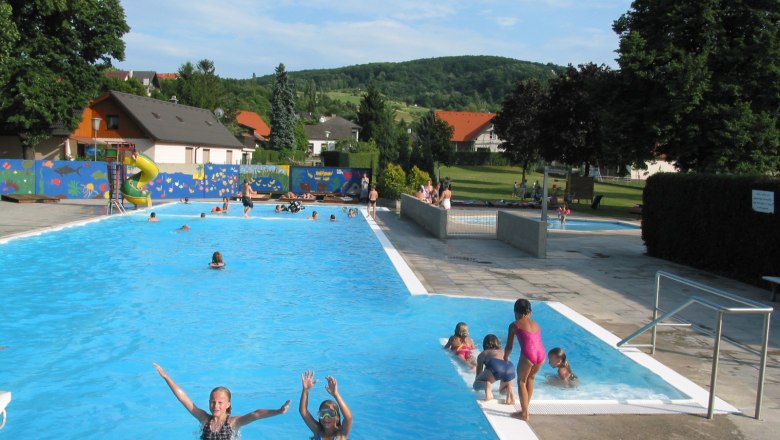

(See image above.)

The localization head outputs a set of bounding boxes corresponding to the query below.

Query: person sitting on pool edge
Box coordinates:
[444,322,476,369]
[299,371,352,440]
[473,334,516,404]
[152,363,290,440]
[148,212,159,222]
[210,251,225,269]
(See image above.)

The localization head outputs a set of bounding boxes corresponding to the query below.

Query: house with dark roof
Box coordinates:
[304,115,361,156]
[434,111,502,152]
[66,91,247,164]
[236,110,271,148]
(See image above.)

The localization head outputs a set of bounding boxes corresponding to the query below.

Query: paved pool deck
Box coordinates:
[1,199,777,440]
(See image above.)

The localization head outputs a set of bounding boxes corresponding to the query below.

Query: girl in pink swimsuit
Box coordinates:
[503,299,545,421]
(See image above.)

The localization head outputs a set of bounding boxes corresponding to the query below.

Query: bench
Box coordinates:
[762,276,780,302]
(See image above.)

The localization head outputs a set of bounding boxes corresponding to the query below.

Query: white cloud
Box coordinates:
[496,17,518,27]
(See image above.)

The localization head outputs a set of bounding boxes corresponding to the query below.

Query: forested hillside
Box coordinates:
[254,56,561,111]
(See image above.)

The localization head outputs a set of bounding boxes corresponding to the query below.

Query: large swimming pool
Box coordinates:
[0,203,692,438]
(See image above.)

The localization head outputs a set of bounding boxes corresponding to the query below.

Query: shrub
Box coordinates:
[453,151,510,166]
[320,151,379,179]
[406,165,431,194]
[643,173,780,285]
[377,163,407,200]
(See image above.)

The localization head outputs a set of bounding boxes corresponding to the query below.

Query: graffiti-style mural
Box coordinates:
[290,167,368,195]
[239,165,290,194]
[37,160,110,199]
[0,160,35,195]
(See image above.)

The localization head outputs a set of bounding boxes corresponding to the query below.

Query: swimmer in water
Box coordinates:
[153,363,290,440]
[299,371,352,440]
[209,251,225,269]
[148,212,159,222]
[178,224,190,232]
[444,322,476,368]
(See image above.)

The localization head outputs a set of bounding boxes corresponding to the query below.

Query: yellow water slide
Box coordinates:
[121,153,159,207]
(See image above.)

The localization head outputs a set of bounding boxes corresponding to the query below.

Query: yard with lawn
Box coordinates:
[437,165,644,219]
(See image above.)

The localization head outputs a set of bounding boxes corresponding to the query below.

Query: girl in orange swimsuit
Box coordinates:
[444,322,476,368]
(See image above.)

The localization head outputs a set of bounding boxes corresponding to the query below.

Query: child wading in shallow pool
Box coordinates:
[299,370,353,440]
[152,363,290,440]
[209,251,225,269]
[547,347,578,387]
[473,334,516,404]
[443,322,476,368]
[504,299,545,421]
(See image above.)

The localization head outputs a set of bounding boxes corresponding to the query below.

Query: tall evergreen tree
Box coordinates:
[493,79,545,182]
[357,84,398,166]
[269,63,297,151]
[0,0,129,159]
[614,0,780,173]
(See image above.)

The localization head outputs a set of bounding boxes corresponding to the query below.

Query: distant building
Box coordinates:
[105,70,161,96]
[156,73,180,81]
[304,115,361,156]
[236,110,271,149]
[434,110,501,152]
[67,91,248,164]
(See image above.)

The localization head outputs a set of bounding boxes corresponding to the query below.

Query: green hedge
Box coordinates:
[320,151,379,178]
[453,151,510,166]
[643,173,780,285]
[253,149,306,164]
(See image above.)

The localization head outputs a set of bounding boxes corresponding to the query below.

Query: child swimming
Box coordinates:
[209,251,225,269]
[299,370,352,440]
[473,334,516,404]
[504,299,545,421]
[152,363,290,439]
[444,322,476,368]
[547,347,578,386]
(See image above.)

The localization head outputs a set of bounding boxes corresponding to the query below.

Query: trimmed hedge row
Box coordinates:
[453,151,510,166]
[252,149,307,164]
[643,173,780,285]
[321,151,379,178]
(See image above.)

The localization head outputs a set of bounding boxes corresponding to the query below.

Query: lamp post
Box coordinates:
[91,117,102,161]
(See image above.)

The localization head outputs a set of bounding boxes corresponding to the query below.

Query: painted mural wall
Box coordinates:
[1,160,367,200]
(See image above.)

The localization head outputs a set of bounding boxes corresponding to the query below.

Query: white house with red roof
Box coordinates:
[236,110,271,149]
[434,110,502,152]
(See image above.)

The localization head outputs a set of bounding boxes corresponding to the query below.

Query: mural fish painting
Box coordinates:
[55,165,81,176]
[91,170,107,180]
[42,161,54,168]
[2,162,10,170]
[51,178,62,186]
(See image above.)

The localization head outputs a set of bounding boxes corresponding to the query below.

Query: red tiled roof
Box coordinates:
[434,111,495,142]
[236,110,271,137]
[157,73,179,80]
[105,70,129,80]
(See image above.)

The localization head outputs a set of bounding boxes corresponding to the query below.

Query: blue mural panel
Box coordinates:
[146,166,205,200]
[204,164,240,198]
[37,160,109,199]
[0,159,35,195]
[290,167,368,195]
[239,165,290,194]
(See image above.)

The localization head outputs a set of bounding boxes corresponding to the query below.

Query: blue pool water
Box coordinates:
[452,215,639,231]
[0,203,681,439]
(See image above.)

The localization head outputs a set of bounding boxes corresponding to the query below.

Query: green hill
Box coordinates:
[256,56,561,112]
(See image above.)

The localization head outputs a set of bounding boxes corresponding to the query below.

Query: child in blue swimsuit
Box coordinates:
[473,334,516,404]
[299,370,352,440]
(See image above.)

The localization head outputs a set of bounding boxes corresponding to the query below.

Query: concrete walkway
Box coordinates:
[1,199,777,439]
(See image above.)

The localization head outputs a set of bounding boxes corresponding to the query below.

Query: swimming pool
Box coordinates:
[0,203,729,439]
[450,215,639,231]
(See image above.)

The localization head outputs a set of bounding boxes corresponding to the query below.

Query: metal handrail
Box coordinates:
[617,270,773,420]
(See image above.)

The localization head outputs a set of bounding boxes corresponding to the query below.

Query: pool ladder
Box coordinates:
[617,270,773,420]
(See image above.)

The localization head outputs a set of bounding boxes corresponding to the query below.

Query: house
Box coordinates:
[434,111,502,152]
[156,73,180,81]
[304,115,361,156]
[105,70,161,95]
[67,90,248,164]
[236,110,271,149]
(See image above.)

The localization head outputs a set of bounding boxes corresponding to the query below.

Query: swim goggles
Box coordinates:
[317,409,337,420]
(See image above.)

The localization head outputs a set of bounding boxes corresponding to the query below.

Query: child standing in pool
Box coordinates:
[299,370,352,440]
[152,363,290,439]
[473,334,516,404]
[210,251,224,269]
[444,322,476,368]
[547,347,578,386]
[504,299,545,421]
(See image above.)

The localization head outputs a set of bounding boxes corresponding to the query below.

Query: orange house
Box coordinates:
[434,111,502,152]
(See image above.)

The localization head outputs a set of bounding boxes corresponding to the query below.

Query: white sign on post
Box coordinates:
[752,190,775,214]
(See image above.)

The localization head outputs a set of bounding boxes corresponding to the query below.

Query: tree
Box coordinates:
[357,84,398,166]
[614,0,780,173]
[99,76,147,97]
[412,111,453,178]
[493,79,545,182]
[175,59,222,110]
[269,63,296,150]
[0,0,129,159]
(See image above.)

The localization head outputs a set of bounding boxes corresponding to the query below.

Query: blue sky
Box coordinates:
[115,0,634,79]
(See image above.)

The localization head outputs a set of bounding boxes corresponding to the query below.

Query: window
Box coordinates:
[202,149,211,164]
[226,150,233,164]
[489,130,497,140]
[185,147,194,164]
[107,115,120,129]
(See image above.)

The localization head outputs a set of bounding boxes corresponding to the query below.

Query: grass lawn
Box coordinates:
[438,165,644,219]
